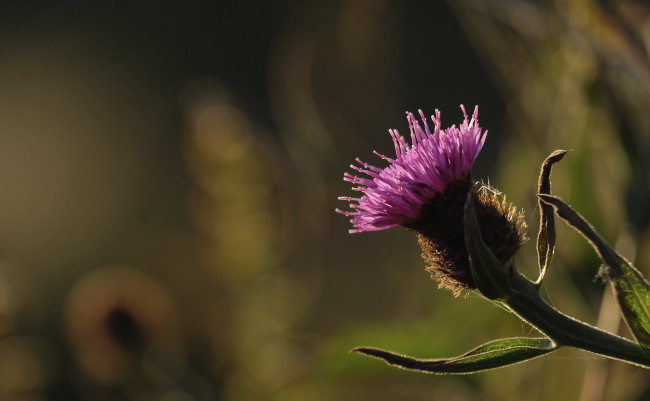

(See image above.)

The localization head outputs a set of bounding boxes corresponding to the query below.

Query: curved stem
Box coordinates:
[503,271,650,368]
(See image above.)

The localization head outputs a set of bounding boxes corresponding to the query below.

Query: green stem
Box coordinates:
[504,271,650,368]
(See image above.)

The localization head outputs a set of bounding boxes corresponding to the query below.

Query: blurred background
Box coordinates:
[0,0,649,400]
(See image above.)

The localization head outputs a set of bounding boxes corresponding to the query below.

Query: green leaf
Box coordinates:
[536,150,568,285]
[353,337,558,375]
[463,192,512,300]
[611,260,650,354]
[539,194,650,354]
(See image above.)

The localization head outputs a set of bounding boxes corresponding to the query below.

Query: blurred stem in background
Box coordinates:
[449,1,650,399]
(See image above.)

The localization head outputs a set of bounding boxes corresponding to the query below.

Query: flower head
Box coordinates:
[337,105,486,232]
[337,105,526,295]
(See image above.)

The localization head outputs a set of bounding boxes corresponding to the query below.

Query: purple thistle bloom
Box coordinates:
[337,105,487,233]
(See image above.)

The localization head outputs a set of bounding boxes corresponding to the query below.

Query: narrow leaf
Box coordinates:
[354,337,557,375]
[539,194,650,354]
[464,192,511,300]
[536,150,568,284]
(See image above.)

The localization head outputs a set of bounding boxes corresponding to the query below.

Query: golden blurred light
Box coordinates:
[183,89,283,282]
[181,84,320,400]
[188,99,254,162]
[64,266,184,385]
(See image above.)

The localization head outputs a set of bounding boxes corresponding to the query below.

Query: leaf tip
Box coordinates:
[537,193,561,206]
[549,149,570,158]
[351,347,389,359]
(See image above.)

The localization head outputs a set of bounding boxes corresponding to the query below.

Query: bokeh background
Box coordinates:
[0,1,649,400]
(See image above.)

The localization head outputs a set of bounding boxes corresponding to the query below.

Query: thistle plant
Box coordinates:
[337,106,650,373]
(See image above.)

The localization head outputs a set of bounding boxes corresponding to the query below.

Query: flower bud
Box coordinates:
[413,182,526,295]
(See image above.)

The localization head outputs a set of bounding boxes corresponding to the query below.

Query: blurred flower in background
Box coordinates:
[65,266,184,389]
[0,1,647,400]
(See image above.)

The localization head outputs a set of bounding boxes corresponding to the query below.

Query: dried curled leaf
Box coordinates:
[536,150,568,284]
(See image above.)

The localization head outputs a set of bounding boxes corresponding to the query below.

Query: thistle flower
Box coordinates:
[337,106,484,232]
[337,106,526,294]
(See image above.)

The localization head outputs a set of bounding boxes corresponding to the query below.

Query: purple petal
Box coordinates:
[337,105,486,233]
